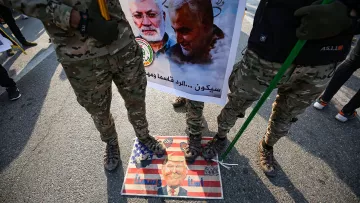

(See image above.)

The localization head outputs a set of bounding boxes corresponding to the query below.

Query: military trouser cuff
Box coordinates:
[264,134,281,147]
[217,128,229,138]
[137,133,151,141]
[101,132,118,143]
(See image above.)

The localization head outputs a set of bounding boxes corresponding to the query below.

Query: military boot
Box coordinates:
[258,139,277,177]
[7,49,15,56]
[202,134,227,161]
[184,134,202,163]
[21,41,38,47]
[138,136,166,155]
[172,97,186,108]
[104,138,120,171]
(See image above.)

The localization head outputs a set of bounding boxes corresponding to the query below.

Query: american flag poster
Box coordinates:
[121,136,223,199]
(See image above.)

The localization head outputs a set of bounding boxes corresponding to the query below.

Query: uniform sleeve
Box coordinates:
[0,0,73,30]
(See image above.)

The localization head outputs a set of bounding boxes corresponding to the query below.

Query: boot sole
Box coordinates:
[104,162,119,171]
[185,153,200,164]
[185,158,196,164]
[172,104,186,108]
[258,141,277,177]
[10,93,21,101]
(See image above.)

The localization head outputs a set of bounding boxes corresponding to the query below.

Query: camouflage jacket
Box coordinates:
[0,0,134,62]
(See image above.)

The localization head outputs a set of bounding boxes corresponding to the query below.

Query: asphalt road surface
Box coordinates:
[1,2,359,203]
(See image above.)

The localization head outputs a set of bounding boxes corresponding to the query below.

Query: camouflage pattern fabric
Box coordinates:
[0,0,133,62]
[216,49,337,146]
[186,100,204,136]
[62,40,149,142]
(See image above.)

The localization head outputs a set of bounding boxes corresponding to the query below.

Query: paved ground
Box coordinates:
[0,2,360,203]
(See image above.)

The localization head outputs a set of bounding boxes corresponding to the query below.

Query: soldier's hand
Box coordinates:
[294,1,352,40]
[78,0,119,45]
[70,9,81,28]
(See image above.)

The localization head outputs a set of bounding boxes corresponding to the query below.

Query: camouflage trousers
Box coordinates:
[62,40,149,143]
[186,99,204,136]
[216,49,337,146]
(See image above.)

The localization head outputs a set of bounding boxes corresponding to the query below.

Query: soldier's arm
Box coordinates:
[0,0,78,30]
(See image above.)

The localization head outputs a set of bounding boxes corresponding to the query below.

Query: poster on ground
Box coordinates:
[0,24,25,53]
[0,30,12,53]
[120,0,246,105]
[121,136,223,199]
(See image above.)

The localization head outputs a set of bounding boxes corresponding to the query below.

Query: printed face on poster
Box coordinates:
[120,0,246,105]
[121,137,223,199]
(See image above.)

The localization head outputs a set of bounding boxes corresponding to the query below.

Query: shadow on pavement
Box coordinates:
[106,160,128,203]
[209,143,277,203]
[268,164,309,203]
[173,105,187,114]
[289,102,360,198]
[59,68,68,81]
[0,51,59,171]
[2,51,22,75]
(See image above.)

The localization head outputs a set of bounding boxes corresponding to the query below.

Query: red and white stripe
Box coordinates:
[122,136,223,199]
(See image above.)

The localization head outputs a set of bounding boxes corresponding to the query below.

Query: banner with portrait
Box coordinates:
[120,0,246,105]
[121,136,223,199]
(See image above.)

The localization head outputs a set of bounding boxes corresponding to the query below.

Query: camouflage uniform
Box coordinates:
[0,0,150,142]
[62,40,148,142]
[0,0,133,62]
[217,49,337,145]
[186,100,204,136]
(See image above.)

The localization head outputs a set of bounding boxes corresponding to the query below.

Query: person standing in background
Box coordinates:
[314,39,360,122]
[0,5,37,56]
[0,64,21,101]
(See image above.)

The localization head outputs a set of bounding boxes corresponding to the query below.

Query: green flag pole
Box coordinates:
[219,0,333,161]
